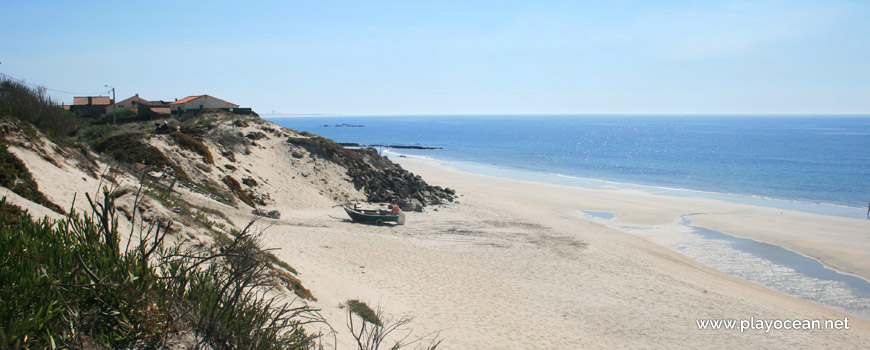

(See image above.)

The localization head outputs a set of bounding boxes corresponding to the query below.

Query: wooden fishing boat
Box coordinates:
[343,206,406,225]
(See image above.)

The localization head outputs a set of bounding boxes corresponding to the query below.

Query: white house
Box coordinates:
[170,95,240,117]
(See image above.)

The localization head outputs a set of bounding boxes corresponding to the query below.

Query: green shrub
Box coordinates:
[0,142,64,213]
[222,175,255,207]
[345,299,382,326]
[170,132,214,165]
[189,180,233,205]
[0,199,23,225]
[98,109,137,122]
[78,124,120,143]
[93,134,188,180]
[0,191,320,349]
[19,121,40,141]
[0,77,79,141]
[94,134,168,168]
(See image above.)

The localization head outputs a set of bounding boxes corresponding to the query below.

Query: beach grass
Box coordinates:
[0,191,320,349]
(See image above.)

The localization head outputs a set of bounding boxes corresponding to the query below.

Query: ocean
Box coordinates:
[267,115,870,218]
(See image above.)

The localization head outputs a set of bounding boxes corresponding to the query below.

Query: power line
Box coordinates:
[0,73,110,95]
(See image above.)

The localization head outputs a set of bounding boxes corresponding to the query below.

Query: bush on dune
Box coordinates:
[0,189,322,349]
[0,76,78,141]
[0,141,65,213]
[170,131,214,165]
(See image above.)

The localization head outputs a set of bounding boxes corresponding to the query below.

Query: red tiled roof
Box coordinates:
[170,94,239,108]
[73,96,112,106]
[170,95,203,105]
[90,96,111,105]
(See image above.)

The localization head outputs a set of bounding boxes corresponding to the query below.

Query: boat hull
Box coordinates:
[343,207,405,225]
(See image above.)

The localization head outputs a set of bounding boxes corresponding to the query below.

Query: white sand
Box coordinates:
[260,157,870,349]
[5,120,869,349]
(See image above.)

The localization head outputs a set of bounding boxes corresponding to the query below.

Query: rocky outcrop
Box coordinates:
[287,136,455,211]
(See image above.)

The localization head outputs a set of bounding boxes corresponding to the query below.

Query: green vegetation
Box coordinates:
[0,192,321,349]
[77,124,120,143]
[19,121,40,141]
[222,175,256,207]
[1,74,441,349]
[92,133,190,181]
[98,109,137,123]
[0,77,79,142]
[191,180,234,206]
[94,134,168,168]
[195,210,225,232]
[0,142,64,213]
[181,109,259,127]
[170,131,215,164]
[345,299,382,326]
[0,199,24,225]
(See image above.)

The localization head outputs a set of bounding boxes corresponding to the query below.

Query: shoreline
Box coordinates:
[391,152,870,281]
[261,154,870,348]
[385,150,866,218]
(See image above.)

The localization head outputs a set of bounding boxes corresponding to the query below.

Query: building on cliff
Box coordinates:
[70,95,112,118]
[170,95,250,120]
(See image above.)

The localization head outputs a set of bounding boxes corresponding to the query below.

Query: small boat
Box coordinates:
[343,206,405,225]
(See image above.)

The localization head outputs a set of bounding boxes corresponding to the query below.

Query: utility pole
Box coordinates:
[105,84,116,124]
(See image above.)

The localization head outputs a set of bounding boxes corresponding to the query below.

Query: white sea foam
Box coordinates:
[570,211,870,319]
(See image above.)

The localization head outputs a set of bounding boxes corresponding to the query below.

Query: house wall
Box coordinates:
[112,95,147,112]
[180,96,238,110]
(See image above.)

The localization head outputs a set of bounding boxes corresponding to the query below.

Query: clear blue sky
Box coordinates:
[2,0,868,115]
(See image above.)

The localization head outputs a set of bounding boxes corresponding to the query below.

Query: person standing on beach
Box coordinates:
[867,202,870,219]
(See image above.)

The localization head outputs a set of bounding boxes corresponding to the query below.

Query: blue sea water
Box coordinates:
[267,115,870,217]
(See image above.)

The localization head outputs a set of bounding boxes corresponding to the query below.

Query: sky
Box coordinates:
[1,0,869,115]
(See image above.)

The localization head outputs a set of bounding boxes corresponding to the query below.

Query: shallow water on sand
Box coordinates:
[576,210,870,319]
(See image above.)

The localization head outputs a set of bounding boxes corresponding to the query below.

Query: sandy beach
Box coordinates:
[251,156,870,349]
[5,117,868,349]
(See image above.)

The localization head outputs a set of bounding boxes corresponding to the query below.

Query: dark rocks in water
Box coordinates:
[252,208,280,219]
[368,144,443,150]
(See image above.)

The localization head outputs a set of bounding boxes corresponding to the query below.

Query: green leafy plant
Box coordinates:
[0,188,322,349]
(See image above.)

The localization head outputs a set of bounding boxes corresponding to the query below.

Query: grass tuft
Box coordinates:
[170,132,214,165]
[345,299,382,326]
[0,142,64,213]
[222,175,256,207]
